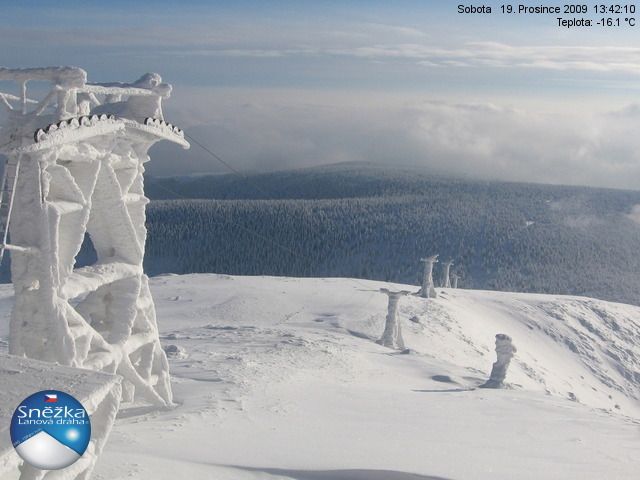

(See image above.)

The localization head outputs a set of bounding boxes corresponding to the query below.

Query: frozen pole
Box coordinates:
[442,260,454,288]
[451,273,459,289]
[481,334,517,389]
[377,288,411,350]
[419,254,439,298]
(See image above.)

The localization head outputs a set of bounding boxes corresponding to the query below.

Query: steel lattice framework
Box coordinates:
[0,67,189,408]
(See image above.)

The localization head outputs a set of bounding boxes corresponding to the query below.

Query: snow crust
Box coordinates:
[107,275,640,479]
[2,273,635,480]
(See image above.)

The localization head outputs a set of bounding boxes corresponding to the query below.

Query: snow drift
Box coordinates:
[1,274,638,479]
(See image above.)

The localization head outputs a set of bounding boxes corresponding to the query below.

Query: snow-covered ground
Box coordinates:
[1,274,639,479]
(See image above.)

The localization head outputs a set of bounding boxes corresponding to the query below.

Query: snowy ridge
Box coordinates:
[145,274,640,417]
[95,274,638,480]
[2,274,639,479]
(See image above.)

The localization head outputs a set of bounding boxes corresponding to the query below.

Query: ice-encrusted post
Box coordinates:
[451,273,459,289]
[480,334,517,389]
[377,288,411,350]
[442,260,454,288]
[0,67,190,409]
[419,254,439,298]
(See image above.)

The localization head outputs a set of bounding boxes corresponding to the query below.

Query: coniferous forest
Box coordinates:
[139,163,640,306]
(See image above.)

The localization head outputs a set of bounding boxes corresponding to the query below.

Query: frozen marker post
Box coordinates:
[451,273,459,289]
[0,67,190,408]
[377,288,411,350]
[442,260,454,288]
[481,334,517,389]
[419,254,439,298]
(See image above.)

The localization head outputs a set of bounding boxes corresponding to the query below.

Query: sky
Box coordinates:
[2,0,640,189]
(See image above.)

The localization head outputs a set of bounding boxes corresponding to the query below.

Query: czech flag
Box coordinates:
[44,394,58,403]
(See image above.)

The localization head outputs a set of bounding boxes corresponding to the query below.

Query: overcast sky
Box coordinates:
[3,0,640,189]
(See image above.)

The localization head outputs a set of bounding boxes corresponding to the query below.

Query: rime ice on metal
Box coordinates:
[377,288,411,350]
[481,334,517,389]
[419,254,438,298]
[0,67,189,409]
[442,260,454,288]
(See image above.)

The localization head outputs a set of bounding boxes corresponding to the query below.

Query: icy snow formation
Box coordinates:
[0,67,189,409]
[481,333,517,388]
[441,260,453,289]
[0,275,639,478]
[96,275,639,479]
[0,354,121,480]
[377,288,411,350]
[419,255,438,299]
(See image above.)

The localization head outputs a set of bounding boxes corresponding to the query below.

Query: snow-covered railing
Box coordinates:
[0,67,188,155]
[0,67,171,123]
[82,84,157,97]
[0,66,86,116]
[0,66,86,84]
[0,92,38,111]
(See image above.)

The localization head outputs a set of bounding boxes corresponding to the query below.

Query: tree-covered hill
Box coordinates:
[142,164,640,306]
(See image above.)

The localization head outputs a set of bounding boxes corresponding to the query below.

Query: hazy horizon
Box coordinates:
[3,1,640,189]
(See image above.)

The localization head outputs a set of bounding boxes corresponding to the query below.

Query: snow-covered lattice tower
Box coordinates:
[0,67,189,408]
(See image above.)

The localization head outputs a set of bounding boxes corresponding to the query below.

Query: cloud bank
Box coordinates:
[149,90,640,190]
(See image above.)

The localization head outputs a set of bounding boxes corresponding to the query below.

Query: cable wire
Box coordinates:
[150,136,384,292]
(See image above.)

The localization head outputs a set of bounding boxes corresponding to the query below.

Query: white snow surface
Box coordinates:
[0,274,639,479]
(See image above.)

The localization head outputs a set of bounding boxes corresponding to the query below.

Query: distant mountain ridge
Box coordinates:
[88,163,640,306]
[146,162,599,201]
[142,163,640,306]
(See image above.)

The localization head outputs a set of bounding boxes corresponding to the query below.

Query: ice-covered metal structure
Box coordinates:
[419,255,438,299]
[481,334,517,389]
[442,260,454,289]
[0,67,189,408]
[377,288,411,351]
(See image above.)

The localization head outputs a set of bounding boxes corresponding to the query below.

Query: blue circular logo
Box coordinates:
[10,390,91,470]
